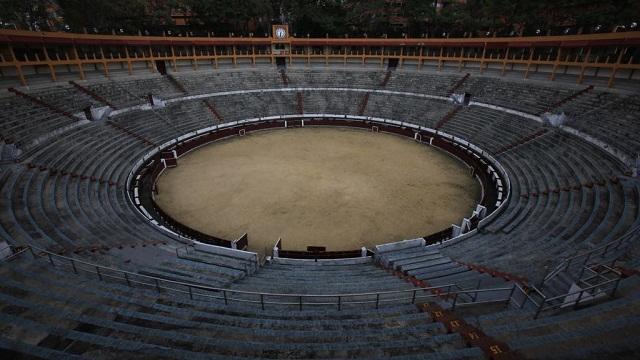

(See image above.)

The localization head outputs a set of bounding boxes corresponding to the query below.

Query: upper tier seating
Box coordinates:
[457,76,578,114]
[82,74,185,108]
[22,83,97,114]
[385,70,461,97]
[0,90,85,154]
[557,91,640,158]
[175,69,284,94]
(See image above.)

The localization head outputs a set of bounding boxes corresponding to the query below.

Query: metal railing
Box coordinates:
[542,227,638,285]
[533,276,622,318]
[514,263,624,319]
[6,244,628,317]
[0,244,30,262]
[13,244,516,311]
[232,233,248,251]
[175,245,255,274]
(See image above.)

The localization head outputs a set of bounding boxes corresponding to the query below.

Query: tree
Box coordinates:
[184,0,272,35]
[405,0,436,37]
[58,0,148,33]
[276,0,348,37]
[0,0,54,30]
[8,0,637,36]
[343,0,390,36]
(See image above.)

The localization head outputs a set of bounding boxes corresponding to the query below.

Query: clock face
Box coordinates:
[275,28,287,39]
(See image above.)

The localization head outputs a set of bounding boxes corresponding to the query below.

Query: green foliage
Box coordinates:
[184,0,272,34]
[57,0,155,32]
[405,0,436,35]
[0,0,52,30]
[280,0,349,36]
[343,0,390,36]
[2,0,637,36]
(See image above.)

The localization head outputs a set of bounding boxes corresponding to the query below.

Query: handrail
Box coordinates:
[535,277,622,319]
[8,243,628,316]
[543,277,621,303]
[1,244,29,261]
[25,244,453,297]
[542,225,639,284]
[511,283,543,309]
[17,244,517,310]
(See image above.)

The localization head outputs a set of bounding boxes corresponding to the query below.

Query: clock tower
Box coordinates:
[272,25,289,41]
[271,24,291,60]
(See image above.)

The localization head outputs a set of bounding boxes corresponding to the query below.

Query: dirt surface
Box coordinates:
[155,127,480,255]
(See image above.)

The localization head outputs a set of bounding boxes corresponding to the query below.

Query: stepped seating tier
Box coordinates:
[0,256,484,359]
[0,65,639,359]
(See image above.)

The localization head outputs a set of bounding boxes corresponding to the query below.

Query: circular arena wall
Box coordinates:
[129,115,510,254]
[153,126,481,254]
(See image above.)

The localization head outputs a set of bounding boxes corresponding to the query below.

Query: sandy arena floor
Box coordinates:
[155,127,480,255]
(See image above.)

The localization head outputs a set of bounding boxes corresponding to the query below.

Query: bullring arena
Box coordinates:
[155,127,480,254]
[0,26,639,360]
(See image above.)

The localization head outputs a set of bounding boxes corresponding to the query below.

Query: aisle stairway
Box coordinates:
[376,245,521,306]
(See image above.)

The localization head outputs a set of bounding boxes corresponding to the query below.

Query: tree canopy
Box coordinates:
[1,0,638,37]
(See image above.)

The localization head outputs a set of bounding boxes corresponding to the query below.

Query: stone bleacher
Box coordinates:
[559,92,640,158]
[24,83,97,115]
[0,90,85,156]
[458,76,578,115]
[0,254,484,359]
[82,74,185,109]
[0,66,639,358]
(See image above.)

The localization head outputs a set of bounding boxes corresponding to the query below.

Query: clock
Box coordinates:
[274,27,287,39]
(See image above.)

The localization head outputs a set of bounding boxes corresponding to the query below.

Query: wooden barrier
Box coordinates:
[1,29,638,88]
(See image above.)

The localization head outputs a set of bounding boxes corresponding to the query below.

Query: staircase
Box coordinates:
[203,100,224,123]
[447,73,470,96]
[279,69,289,86]
[357,93,370,115]
[356,71,393,116]
[69,80,116,108]
[494,128,549,155]
[24,162,119,187]
[418,302,521,359]
[106,121,156,146]
[8,88,76,119]
[542,85,594,114]
[456,261,529,287]
[376,245,520,306]
[434,106,462,129]
[535,263,623,317]
[379,70,392,87]
[296,91,304,114]
[165,74,188,94]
